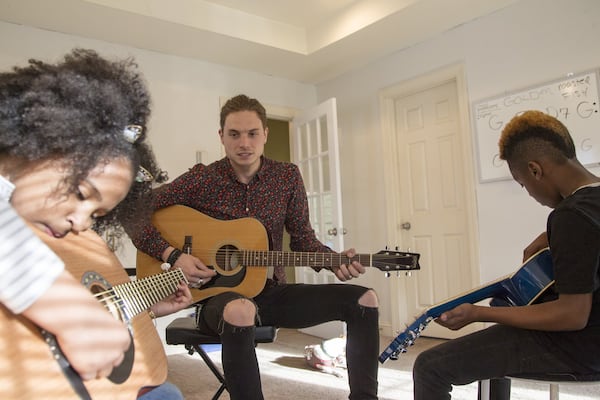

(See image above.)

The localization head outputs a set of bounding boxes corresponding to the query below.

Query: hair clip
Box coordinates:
[123,125,144,143]
[136,166,154,183]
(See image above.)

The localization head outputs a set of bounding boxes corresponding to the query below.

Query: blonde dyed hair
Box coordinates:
[498,110,575,166]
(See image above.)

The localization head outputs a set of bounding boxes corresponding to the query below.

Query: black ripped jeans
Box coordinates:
[413,324,599,400]
[197,283,379,400]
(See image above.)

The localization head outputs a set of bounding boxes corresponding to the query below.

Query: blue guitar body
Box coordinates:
[379,248,554,363]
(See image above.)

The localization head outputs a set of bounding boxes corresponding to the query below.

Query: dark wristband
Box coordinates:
[167,248,182,266]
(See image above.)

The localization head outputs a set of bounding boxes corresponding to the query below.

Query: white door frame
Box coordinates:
[378,63,481,335]
[241,99,345,339]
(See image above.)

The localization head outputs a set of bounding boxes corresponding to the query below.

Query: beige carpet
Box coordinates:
[165,329,600,399]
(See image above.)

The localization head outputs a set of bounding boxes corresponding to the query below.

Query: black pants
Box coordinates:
[413,324,596,400]
[197,283,379,400]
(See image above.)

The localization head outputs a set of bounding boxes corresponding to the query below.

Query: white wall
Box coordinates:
[316,0,600,303]
[0,22,317,179]
[3,0,600,333]
[0,20,318,349]
[0,20,317,270]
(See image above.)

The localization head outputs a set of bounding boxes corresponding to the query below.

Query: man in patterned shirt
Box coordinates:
[131,94,380,400]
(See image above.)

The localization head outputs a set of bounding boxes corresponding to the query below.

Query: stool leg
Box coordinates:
[213,385,227,400]
[549,383,559,400]
[193,344,227,400]
[490,378,511,400]
[478,378,511,400]
[479,379,491,400]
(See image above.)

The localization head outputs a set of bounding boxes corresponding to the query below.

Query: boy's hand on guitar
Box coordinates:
[173,252,217,288]
[150,282,193,317]
[331,248,366,281]
[435,303,478,331]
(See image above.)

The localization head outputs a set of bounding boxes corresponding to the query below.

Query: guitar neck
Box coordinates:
[426,279,507,319]
[379,248,554,364]
[240,250,372,268]
[110,269,186,320]
[378,279,508,363]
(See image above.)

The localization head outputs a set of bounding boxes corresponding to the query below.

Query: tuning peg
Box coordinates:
[405,271,412,277]
[385,272,391,278]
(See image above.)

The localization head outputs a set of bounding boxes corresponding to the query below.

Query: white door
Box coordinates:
[381,70,481,340]
[291,98,345,338]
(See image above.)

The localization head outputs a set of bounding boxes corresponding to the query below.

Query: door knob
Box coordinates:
[401,222,411,230]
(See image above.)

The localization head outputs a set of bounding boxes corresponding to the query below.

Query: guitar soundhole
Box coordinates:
[216,245,241,271]
[76,271,135,383]
[82,271,127,323]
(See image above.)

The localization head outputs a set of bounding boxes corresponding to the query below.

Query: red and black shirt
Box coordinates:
[131,157,331,284]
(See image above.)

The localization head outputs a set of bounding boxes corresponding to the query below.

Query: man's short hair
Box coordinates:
[220,94,267,130]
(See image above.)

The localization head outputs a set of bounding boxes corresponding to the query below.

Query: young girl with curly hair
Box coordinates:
[0,49,189,399]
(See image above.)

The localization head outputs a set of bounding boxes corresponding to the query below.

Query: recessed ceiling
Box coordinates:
[0,0,518,83]
[205,0,362,29]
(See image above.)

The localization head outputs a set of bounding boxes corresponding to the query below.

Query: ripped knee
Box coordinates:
[358,289,379,308]
[222,298,256,326]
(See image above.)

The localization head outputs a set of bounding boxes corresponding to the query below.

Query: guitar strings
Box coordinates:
[150,248,412,267]
[91,269,186,314]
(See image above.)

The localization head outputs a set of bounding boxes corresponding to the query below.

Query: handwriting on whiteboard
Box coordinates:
[473,71,600,182]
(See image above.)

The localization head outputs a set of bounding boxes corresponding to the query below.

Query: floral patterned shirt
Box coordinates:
[131,157,331,284]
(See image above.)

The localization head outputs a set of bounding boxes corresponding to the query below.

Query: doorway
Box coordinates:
[380,64,482,339]
[264,118,294,283]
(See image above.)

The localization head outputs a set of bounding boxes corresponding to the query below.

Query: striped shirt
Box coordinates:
[0,178,64,313]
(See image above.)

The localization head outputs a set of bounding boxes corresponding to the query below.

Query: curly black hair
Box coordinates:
[0,48,167,240]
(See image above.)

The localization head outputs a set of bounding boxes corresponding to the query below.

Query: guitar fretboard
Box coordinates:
[239,250,372,268]
[110,269,187,320]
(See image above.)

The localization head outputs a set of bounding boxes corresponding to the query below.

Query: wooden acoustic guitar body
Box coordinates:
[0,229,167,399]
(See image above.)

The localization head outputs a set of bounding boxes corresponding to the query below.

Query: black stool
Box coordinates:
[165,317,277,400]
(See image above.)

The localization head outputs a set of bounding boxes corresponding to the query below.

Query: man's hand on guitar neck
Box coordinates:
[330,248,366,282]
[162,246,217,288]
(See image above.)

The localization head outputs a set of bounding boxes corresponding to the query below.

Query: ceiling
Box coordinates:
[0,0,518,84]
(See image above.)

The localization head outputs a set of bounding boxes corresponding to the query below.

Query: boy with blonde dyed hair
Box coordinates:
[413,110,600,399]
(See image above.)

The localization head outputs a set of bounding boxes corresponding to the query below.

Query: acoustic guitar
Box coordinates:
[0,228,186,399]
[379,247,554,363]
[136,205,421,304]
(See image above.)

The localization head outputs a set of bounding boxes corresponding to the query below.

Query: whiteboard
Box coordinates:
[472,70,600,182]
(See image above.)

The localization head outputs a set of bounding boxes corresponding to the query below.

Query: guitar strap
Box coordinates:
[40,329,92,400]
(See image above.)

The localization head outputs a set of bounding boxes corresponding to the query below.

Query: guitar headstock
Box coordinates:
[372,250,420,272]
[379,315,431,363]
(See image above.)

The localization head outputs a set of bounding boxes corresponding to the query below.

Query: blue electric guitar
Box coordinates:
[379,248,554,363]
